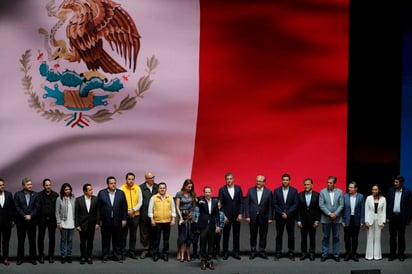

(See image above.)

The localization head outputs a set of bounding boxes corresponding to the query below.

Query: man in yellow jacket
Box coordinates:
[120,172,142,260]
[148,182,176,262]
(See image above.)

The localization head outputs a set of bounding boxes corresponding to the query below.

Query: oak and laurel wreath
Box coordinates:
[20,49,158,124]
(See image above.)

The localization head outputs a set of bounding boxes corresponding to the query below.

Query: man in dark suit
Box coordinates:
[196,186,220,270]
[139,172,158,259]
[98,176,127,262]
[273,173,299,260]
[386,175,412,261]
[75,183,100,264]
[342,181,365,262]
[14,177,41,265]
[296,178,320,261]
[218,172,244,260]
[37,178,59,264]
[0,178,16,266]
[244,175,273,260]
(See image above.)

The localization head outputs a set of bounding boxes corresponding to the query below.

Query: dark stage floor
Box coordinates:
[2,223,411,273]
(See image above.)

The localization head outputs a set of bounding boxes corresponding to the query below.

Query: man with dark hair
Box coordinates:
[37,178,59,264]
[218,172,243,260]
[319,176,344,262]
[139,172,158,259]
[14,178,41,265]
[273,173,299,260]
[75,183,100,264]
[296,178,320,261]
[342,181,365,262]
[0,178,15,266]
[98,176,128,263]
[120,172,142,260]
[386,175,412,261]
[148,182,176,262]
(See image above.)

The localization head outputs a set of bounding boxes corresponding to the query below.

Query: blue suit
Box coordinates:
[386,186,412,257]
[342,193,365,256]
[244,187,272,252]
[273,186,299,254]
[97,188,127,261]
[218,184,244,255]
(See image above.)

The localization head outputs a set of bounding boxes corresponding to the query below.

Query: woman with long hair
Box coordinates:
[175,179,197,262]
[364,184,386,260]
[55,183,76,264]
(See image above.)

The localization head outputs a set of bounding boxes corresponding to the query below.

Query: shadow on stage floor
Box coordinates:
[2,223,411,273]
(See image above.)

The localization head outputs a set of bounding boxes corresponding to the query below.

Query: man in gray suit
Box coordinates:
[319,176,344,262]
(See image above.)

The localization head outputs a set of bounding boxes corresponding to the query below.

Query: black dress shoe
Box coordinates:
[222,252,228,260]
[80,258,86,264]
[87,258,93,264]
[49,256,54,263]
[333,256,340,262]
[163,254,169,261]
[153,255,159,262]
[16,260,24,265]
[309,253,315,261]
[66,256,72,263]
[31,260,37,265]
[344,254,350,261]
[274,252,281,260]
[3,259,10,266]
[388,255,396,261]
[353,254,359,262]
[321,256,327,262]
[232,253,241,260]
[399,255,405,261]
[260,252,268,259]
[300,253,307,261]
[249,252,257,260]
[289,253,295,261]
[39,256,45,264]
[61,257,66,264]
[207,262,214,270]
[201,262,207,270]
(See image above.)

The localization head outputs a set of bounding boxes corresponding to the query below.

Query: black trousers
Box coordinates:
[300,221,317,254]
[389,214,406,256]
[140,220,156,253]
[79,228,96,259]
[153,223,171,256]
[101,221,122,260]
[37,222,56,257]
[222,218,240,253]
[122,216,139,254]
[275,217,295,253]
[0,224,12,259]
[16,221,37,260]
[343,216,360,255]
[200,224,215,262]
[249,214,268,252]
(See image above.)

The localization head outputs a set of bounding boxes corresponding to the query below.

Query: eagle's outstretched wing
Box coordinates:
[64,0,140,74]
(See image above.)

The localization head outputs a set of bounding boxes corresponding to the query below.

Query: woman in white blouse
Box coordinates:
[56,183,76,264]
[364,184,386,260]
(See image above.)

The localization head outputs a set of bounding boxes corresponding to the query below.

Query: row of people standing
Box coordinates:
[0,173,411,268]
[243,174,412,263]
